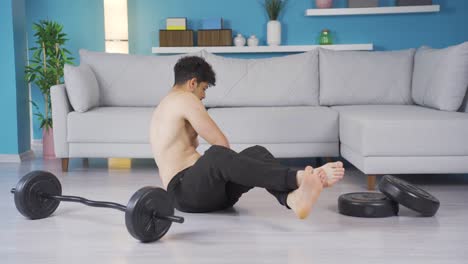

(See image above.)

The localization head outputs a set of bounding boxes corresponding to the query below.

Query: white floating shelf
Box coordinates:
[152,44,373,54]
[305,5,440,16]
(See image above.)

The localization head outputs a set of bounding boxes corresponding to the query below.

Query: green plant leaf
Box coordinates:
[25,19,74,130]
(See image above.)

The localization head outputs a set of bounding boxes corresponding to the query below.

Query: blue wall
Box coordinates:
[26,0,105,140]
[22,0,468,140]
[128,0,468,55]
[0,0,29,155]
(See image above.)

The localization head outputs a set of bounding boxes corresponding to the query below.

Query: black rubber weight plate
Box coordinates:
[338,192,399,218]
[379,175,440,217]
[14,170,62,219]
[125,187,174,243]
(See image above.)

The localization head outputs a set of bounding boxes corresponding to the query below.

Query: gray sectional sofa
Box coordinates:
[51,43,468,189]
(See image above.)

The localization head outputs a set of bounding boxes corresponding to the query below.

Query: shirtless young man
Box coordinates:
[150,56,345,219]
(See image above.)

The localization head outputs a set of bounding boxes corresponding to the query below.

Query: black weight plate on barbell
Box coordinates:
[379,175,440,217]
[338,192,399,218]
[125,187,174,243]
[14,170,61,219]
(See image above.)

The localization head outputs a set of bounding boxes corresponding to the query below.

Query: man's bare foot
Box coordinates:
[318,161,345,188]
[287,166,323,219]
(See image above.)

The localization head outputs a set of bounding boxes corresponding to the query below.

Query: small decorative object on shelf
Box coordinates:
[201,18,223,30]
[316,0,333,8]
[198,29,232,46]
[166,17,187,30]
[159,30,194,47]
[396,0,432,6]
[319,29,333,45]
[234,33,246,46]
[247,35,260,46]
[348,0,378,8]
[263,0,287,46]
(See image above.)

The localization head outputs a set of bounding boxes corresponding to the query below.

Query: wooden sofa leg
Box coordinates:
[367,175,376,191]
[83,158,89,168]
[61,158,69,172]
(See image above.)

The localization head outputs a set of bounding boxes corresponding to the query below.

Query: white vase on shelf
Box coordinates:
[247,35,259,46]
[234,34,246,46]
[267,20,281,46]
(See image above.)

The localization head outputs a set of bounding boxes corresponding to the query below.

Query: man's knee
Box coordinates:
[252,145,268,152]
[205,145,236,160]
[250,145,274,157]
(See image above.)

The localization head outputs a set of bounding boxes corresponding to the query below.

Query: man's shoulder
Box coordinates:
[164,92,199,105]
[158,92,201,119]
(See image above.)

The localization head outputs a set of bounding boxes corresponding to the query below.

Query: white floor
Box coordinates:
[1,149,468,264]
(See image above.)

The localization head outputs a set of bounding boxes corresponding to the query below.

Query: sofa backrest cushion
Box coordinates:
[412,42,468,111]
[64,63,100,112]
[319,48,415,106]
[79,49,202,106]
[201,49,319,107]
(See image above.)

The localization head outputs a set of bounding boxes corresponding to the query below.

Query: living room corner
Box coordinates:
[1,0,468,263]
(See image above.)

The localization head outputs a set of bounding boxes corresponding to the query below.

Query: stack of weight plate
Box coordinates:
[338,175,440,218]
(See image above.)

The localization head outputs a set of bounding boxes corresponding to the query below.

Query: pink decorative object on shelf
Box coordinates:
[316,0,333,8]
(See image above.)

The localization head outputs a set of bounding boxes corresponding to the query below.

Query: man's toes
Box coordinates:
[315,168,324,176]
[305,166,313,173]
[335,161,343,168]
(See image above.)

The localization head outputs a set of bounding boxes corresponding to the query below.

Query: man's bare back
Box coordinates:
[150,85,230,188]
[150,91,202,188]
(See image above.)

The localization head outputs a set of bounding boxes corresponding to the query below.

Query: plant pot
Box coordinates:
[42,128,56,159]
[316,0,333,8]
[267,20,281,46]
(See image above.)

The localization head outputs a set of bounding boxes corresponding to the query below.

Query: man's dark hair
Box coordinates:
[173,56,216,86]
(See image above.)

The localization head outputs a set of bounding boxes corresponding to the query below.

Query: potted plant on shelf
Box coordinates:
[25,20,74,159]
[263,0,287,46]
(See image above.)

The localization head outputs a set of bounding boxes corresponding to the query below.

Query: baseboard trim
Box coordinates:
[0,150,35,163]
[0,154,21,163]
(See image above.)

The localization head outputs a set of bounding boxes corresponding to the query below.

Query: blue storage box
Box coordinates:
[201,18,223,30]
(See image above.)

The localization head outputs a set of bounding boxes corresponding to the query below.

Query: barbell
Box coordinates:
[10,170,184,243]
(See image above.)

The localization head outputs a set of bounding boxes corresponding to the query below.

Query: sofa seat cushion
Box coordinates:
[203,106,339,144]
[68,107,154,143]
[332,105,468,156]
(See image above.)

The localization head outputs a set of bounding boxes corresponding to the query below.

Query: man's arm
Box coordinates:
[180,93,230,148]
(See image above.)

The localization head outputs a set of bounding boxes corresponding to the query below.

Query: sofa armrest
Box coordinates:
[51,84,72,157]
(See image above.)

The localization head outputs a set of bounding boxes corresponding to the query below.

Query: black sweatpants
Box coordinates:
[167,145,298,213]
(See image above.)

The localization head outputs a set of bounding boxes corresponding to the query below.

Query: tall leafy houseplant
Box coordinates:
[25,20,74,131]
[263,0,287,46]
[25,20,74,159]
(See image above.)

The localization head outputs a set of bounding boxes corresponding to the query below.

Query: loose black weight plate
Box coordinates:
[125,187,175,243]
[338,192,399,218]
[379,175,440,217]
[13,170,62,219]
